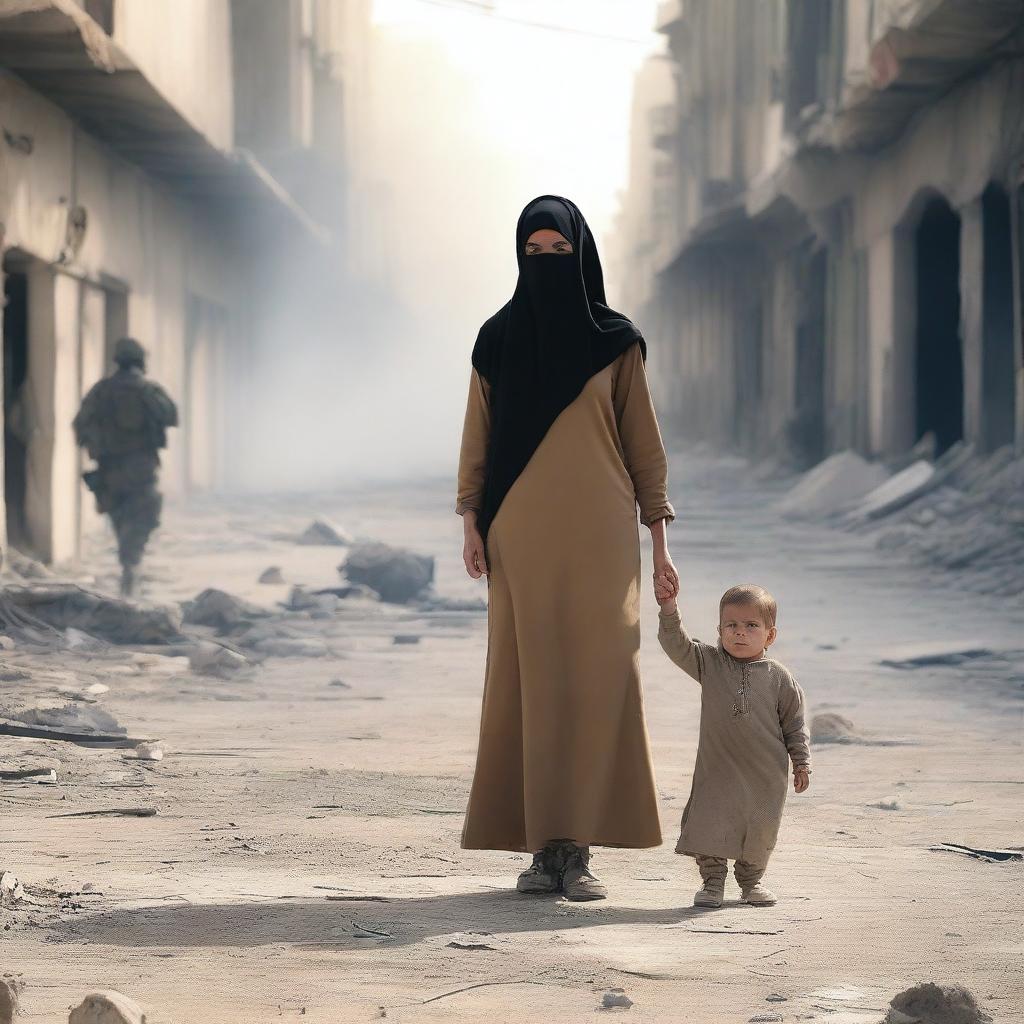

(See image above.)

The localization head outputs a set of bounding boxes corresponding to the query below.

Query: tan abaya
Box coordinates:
[457,341,673,852]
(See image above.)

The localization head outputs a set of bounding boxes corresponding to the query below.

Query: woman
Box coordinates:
[457,195,677,901]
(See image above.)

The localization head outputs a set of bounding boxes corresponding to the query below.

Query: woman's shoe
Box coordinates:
[516,844,565,894]
[561,845,608,901]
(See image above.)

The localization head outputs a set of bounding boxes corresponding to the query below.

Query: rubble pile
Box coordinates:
[884,982,993,1024]
[846,445,1023,599]
[782,444,1023,599]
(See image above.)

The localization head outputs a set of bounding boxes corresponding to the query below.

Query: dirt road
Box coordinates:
[2,454,1022,1023]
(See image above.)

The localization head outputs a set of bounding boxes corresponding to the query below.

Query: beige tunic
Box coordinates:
[458,342,674,852]
[658,607,810,863]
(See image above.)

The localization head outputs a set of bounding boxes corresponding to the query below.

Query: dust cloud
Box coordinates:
[234,0,660,491]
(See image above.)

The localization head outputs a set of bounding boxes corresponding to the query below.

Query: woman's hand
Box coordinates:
[462,513,489,580]
[649,519,679,600]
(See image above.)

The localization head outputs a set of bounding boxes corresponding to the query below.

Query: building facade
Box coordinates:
[615,0,1024,468]
[0,0,368,564]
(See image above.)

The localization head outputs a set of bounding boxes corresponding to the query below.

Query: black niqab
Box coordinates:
[471,195,644,539]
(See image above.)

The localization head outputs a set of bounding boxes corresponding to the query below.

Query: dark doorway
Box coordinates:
[914,198,963,454]
[981,184,1016,451]
[790,245,828,466]
[3,257,30,551]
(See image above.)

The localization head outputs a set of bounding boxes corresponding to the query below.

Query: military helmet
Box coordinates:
[113,337,146,368]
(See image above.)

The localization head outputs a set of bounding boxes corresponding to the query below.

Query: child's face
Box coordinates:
[718,602,777,660]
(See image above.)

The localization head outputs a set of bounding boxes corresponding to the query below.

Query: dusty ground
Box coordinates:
[1,453,1022,1023]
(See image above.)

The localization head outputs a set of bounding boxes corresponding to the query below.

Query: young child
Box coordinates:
[655,579,810,907]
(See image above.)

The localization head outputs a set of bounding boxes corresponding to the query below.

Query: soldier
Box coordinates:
[73,337,178,597]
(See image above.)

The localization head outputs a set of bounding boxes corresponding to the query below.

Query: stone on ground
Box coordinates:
[776,451,889,518]
[296,520,351,547]
[810,712,857,743]
[341,541,434,604]
[10,704,124,737]
[0,975,21,1024]
[68,990,146,1024]
[182,588,266,632]
[258,566,284,584]
[188,641,247,676]
[885,983,992,1024]
[851,460,934,519]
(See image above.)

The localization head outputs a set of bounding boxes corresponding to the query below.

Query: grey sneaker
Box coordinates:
[741,883,777,906]
[561,845,607,901]
[693,882,724,908]
[516,845,564,895]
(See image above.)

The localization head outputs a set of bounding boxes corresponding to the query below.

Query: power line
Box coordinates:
[405,0,661,47]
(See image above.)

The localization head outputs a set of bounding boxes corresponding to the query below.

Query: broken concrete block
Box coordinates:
[182,589,267,632]
[6,549,51,579]
[10,704,125,738]
[296,520,351,547]
[0,872,24,904]
[810,712,857,744]
[68,990,146,1024]
[3,584,182,645]
[123,743,163,762]
[258,566,284,584]
[0,974,22,1024]
[885,982,992,1024]
[776,451,889,518]
[342,541,434,604]
[188,642,247,676]
[600,989,633,1010]
[852,459,935,519]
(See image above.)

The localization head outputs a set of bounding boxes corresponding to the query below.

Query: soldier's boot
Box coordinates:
[561,843,608,902]
[517,843,567,895]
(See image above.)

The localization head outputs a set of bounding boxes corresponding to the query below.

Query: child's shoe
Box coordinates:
[693,882,724,908]
[741,883,777,906]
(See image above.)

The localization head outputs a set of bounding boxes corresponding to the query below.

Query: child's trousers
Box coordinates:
[695,854,767,890]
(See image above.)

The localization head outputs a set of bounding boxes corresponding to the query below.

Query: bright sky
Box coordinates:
[370,0,663,285]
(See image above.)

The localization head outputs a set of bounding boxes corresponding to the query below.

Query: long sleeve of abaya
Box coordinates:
[456,369,491,516]
[613,344,675,527]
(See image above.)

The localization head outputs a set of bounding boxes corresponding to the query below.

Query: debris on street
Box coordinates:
[929,843,1023,863]
[600,989,633,1010]
[884,982,993,1024]
[3,585,183,644]
[182,589,268,633]
[776,451,888,518]
[68,989,147,1024]
[258,566,285,584]
[296,520,352,547]
[341,541,435,604]
[810,712,857,743]
[0,974,21,1024]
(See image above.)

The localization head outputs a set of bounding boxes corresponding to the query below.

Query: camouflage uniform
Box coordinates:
[73,339,178,595]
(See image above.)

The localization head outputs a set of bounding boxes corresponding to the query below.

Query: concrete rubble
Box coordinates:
[68,991,146,1024]
[341,541,435,604]
[810,712,858,744]
[2,585,183,645]
[785,446,1024,600]
[776,451,889,518]
[182,588,269,633]
[296,520,352,547]
[884,983,993,1024]
[0,975,21,1024]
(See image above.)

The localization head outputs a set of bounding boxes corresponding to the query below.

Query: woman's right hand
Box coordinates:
[462,514,489,579]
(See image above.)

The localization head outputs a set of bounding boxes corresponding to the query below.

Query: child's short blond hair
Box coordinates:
[719,584,777,629]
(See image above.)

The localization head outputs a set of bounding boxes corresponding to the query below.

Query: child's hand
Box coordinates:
[654,572,678,607]
[793,768,810,793]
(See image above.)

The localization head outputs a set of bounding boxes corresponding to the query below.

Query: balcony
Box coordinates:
[834,0,1024,150]
[0,0,326,240]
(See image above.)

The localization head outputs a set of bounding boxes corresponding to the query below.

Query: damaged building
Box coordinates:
[0,0,371,565]
[615,0,1024,468]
